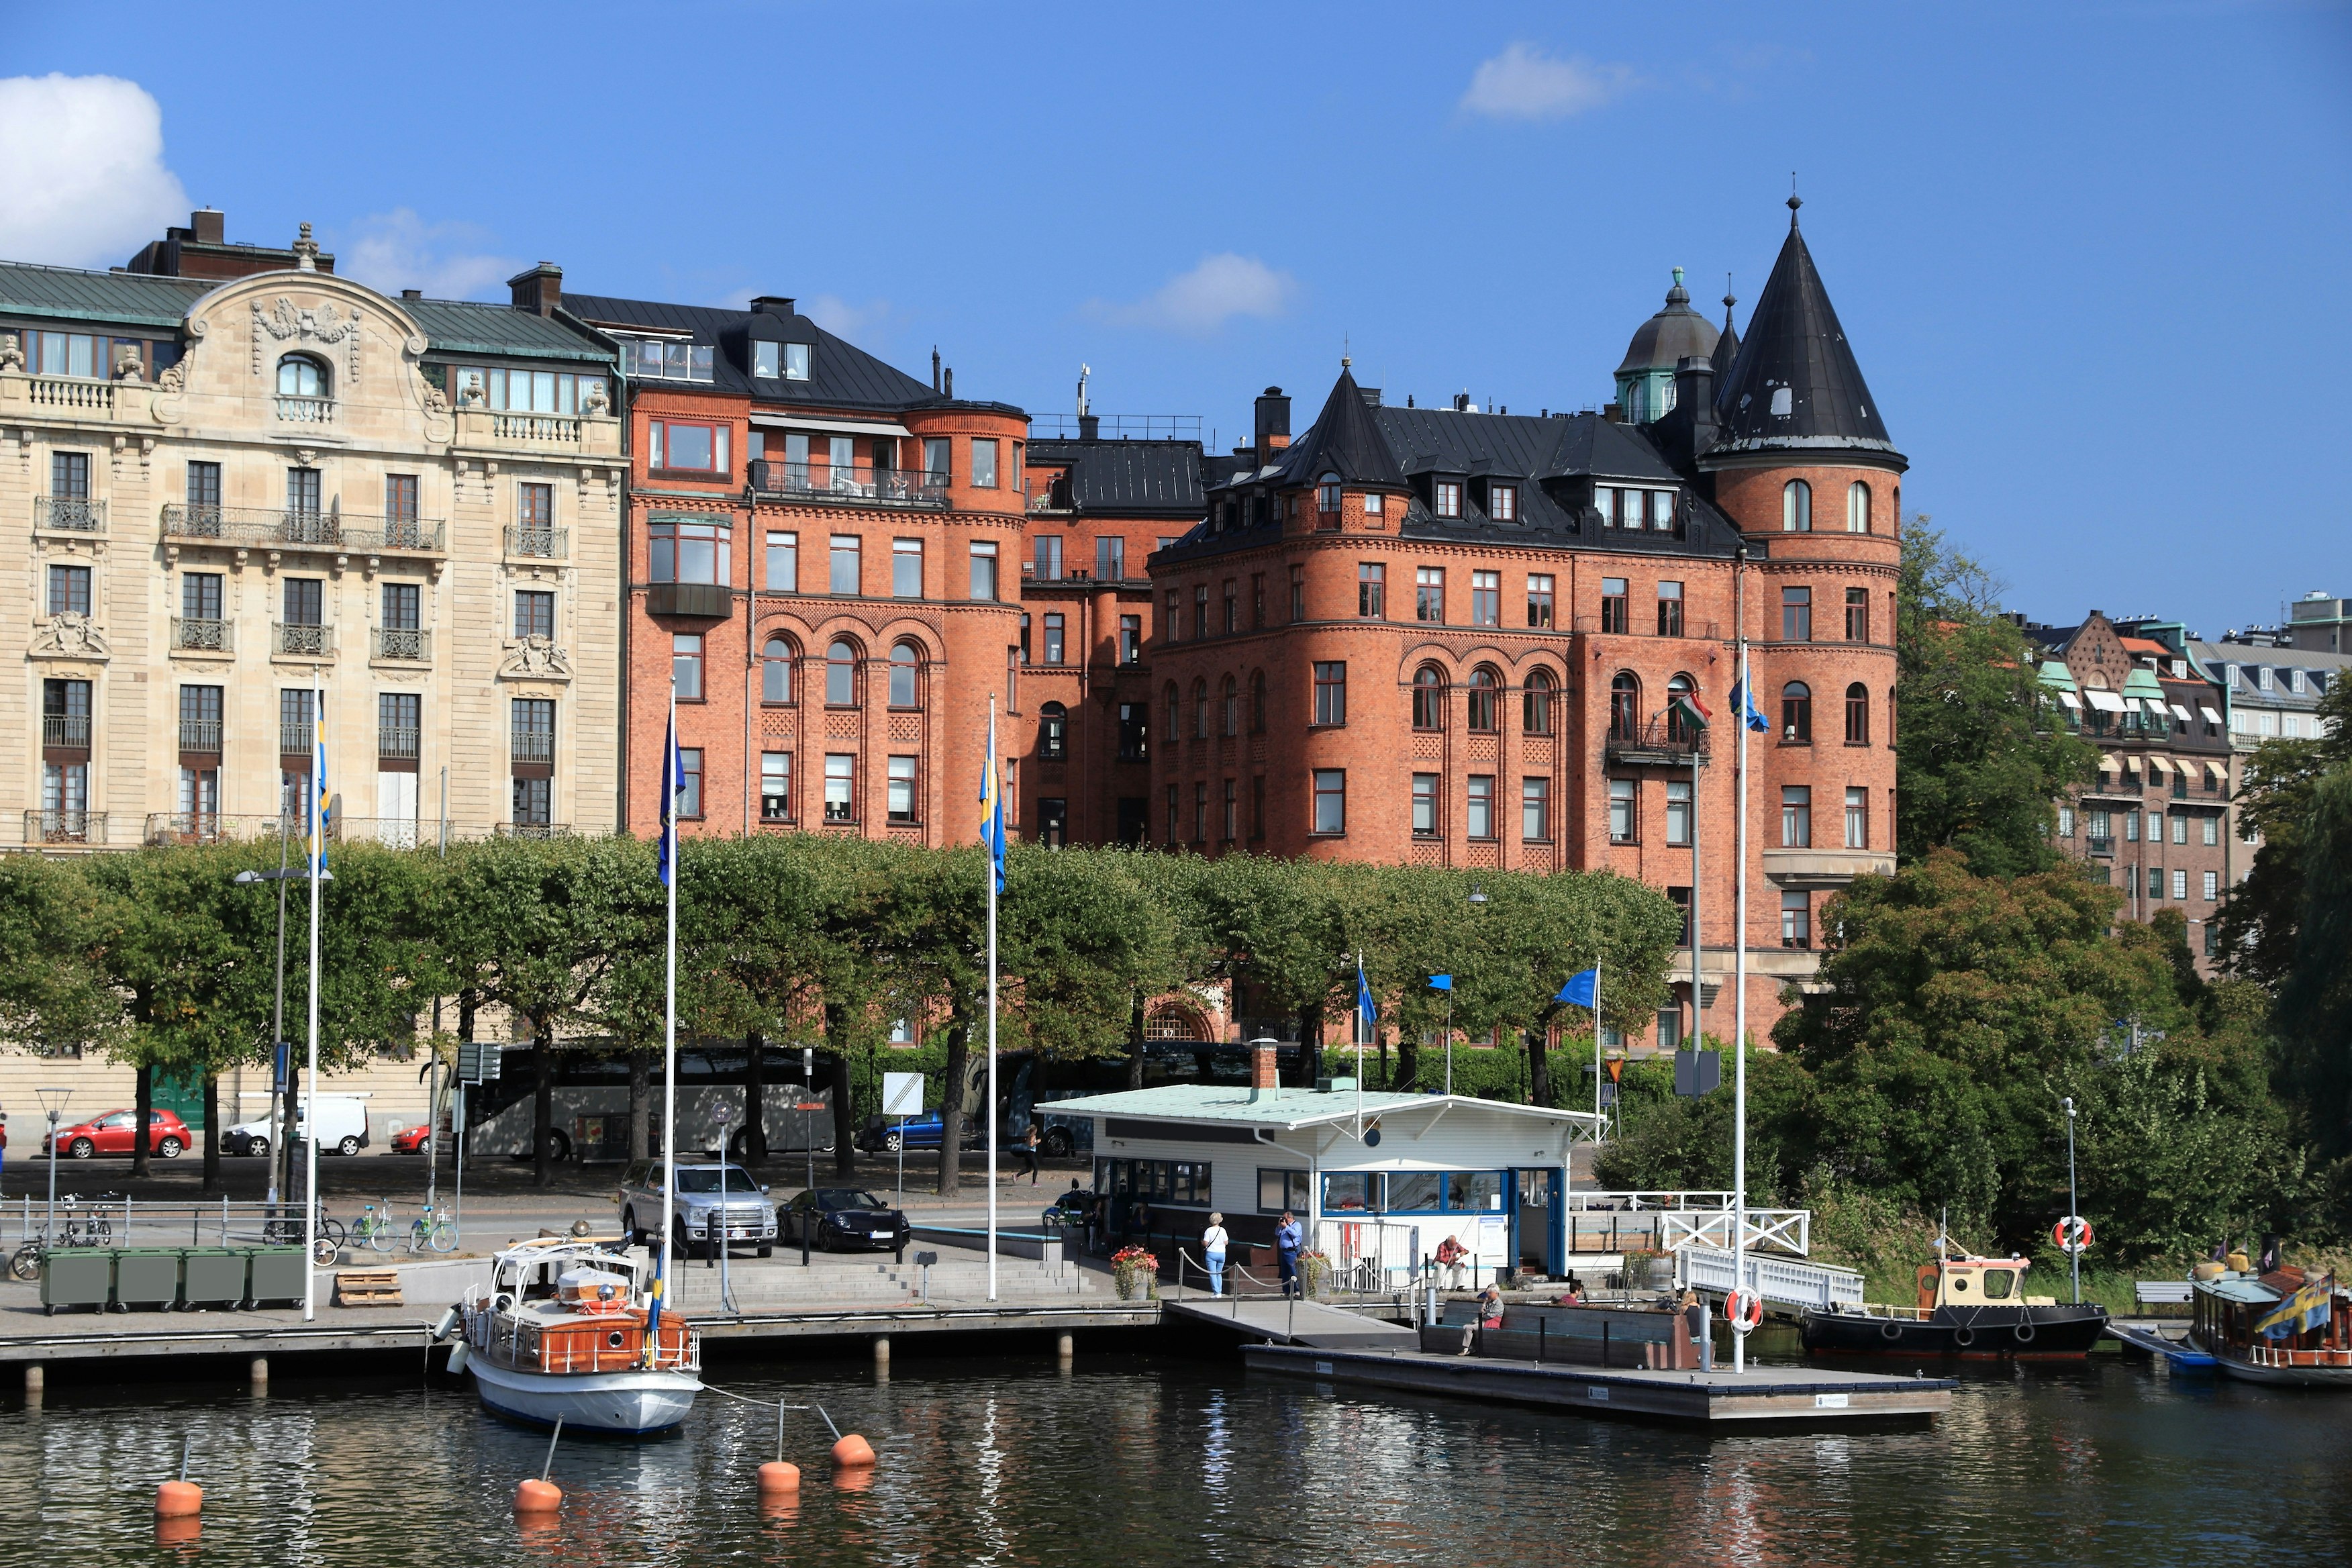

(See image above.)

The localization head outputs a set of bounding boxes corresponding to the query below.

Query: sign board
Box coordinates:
[457,1042,501,1083]
[882,1071,924,1118]
[1673,1049,1722,1097]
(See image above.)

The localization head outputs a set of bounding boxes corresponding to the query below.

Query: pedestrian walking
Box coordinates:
[1017,1124,1040,1184]
[1201,1212,1229,1296]
[1275,1210,1303,1297]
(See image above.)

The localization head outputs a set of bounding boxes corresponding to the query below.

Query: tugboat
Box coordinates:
[1800,1245,2108,1360]
[2189,1257,2352,1387]
[438,1236,701,1434]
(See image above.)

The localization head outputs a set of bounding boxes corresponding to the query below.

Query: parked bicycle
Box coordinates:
[408,1204,456,1255]
[352,1204,397,1253]
[262,1207,346,1265]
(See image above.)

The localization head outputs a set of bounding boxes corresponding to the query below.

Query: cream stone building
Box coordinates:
[0,216,623,846]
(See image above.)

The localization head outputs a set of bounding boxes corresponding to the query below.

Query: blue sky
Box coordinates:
[4,1,2347,636]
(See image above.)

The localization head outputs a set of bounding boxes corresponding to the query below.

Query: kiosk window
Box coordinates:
[1322,1173,1381,1212]
[1257,1169,1310,1213]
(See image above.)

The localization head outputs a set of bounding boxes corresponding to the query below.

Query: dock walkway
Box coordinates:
[1165,1295,1418,1350]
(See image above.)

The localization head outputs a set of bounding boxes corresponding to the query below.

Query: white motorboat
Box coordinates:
[442,1237,701,1435]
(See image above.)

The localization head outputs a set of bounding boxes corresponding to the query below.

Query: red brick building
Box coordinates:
[1145,201,1904,1041]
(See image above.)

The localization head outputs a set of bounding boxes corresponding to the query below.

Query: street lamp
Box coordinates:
[2062,1095,2081,1306]
[35,1086,70,1244]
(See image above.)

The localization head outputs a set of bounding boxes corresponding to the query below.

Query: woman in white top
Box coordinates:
[1201,1212,1229,1296]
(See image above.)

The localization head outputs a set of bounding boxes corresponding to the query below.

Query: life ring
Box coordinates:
[577,1295,628,1316]
[1952,1325,1976,1349]
[1879,1319,1904,1341]
[2014,1321,2036,1344]
[1724,1289,1764,1332]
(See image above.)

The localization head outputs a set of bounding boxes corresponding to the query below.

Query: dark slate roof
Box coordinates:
[1027,438,1203,514]
[1616,269,1720,375]
[1710,291,1741,408]
[0,261,206,329]
[563,292,985,413]
[1712,200,1897,456]
[1270,369,1407,489]
[407,299,613,364]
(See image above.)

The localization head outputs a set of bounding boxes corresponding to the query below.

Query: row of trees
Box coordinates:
[0,835,1683,1195]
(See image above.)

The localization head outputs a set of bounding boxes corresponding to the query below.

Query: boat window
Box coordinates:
[673,1167,760,1193]
[1981,1269,2016,1300]
[1949,1272,1971,1294]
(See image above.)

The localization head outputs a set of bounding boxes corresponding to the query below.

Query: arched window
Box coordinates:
[1191,679,1209,739]
[1412,666,1446,732]
[1667,674,1698,742]
[1844,681,1869,744]
[1781,681,1812,742]
[1522,668,1556,735]
[1040,701,1067,760]
[1317,472,1341,516]
[761,636,794,703]
[276,354,328,397]
[1221,675,1238,736]
[1250,670,1267,734]
[888,642,920,708]
[826,638,859,705]
[1467,666,1502,732]
[1609,672,1640,739]
[1847,481,1871,534]
[1782,479,1812,533]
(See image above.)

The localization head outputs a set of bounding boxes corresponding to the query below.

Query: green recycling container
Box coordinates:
[38,1250,112,1314]
[112,1248,182,1310]
[246,1245,307,1308]
[179,1247,248,1309]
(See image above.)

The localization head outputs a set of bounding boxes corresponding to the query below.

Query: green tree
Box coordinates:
[2214,676,2352,988]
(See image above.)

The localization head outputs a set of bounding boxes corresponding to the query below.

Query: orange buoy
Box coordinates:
[155,1480,203,1518]
[515,1477,563,1515]
[830,1432,875,1470]
[757,1461,801,1495]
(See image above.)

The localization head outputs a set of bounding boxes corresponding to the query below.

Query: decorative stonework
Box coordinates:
[28,614,110,661]
[499,636,573,681]
[252,295,362,387]
[0,332,21,372]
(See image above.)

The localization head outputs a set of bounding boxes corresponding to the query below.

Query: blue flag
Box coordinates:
[1555,969,1599,1008]
[1728,679,1771,733]
[656,708,685,887]
[979,711,1005,895]
[307,689,330,877]
[1428,975,1453,993]
[1356,963,1377,1034]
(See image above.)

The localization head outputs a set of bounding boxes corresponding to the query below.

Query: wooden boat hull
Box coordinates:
[1800,1304,2109,1360]
[467,1357,701,1435]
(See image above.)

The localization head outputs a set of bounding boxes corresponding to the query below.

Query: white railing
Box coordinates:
[491,412,579,445]
[1675,1246,1863,1312]
[1565,1190,1733,1212]
[275,395,334,424]
[28,377,114,413]
[1659,1209,1812,1257]
[1314,1218,1424,1291]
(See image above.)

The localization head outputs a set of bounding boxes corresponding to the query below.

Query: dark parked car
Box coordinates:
[781,1188,911,1253]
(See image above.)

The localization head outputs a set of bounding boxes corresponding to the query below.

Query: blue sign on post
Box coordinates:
[273,1040,290,1094]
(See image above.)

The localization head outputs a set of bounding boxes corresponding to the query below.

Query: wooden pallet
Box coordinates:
[334,1270,403,1308]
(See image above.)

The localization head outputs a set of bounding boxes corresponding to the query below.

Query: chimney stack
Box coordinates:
[1078,413,1099,441]
[1248,1037,1280,1100]
[1253,387,1290,460]
[507,262,562,317]
[191,208,224,244]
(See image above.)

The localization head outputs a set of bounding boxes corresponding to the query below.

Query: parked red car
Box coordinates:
[44,1110,192,1160]
[389,1123,435,1155]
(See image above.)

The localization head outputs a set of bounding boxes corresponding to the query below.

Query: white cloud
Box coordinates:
[0,74,188,268]
[804,293,893,339]
[334,209,518,302]
[1091,254,1297,335]
[1459,43,1638,121]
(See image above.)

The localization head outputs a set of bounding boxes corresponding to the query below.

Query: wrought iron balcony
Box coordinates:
[748,459,948,507]
[275,395,334,425]
[42,714,90,750]
[504,525,568,560]
[161,503,444,553]
[511,730,555,765]
[1605,718,1710,765]
[497,822,570,840]
[170,616,232,654]
[371,627,431,662]
[25,810,104,844]
[280,720,315,756]
[34,497,105,533]
[273,622,335,658]
[178,718,222,754]
[378,725,420,761]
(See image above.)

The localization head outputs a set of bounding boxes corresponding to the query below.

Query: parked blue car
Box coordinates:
[855,1113,965,1155]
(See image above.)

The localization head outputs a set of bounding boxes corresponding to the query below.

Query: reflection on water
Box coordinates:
[3,1355,2351,1566]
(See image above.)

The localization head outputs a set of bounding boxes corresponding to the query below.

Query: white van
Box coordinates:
[223,1095,373,1158]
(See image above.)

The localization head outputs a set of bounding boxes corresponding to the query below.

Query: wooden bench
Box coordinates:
[2135,1281,2194,1306]
[334,1270,403,1308]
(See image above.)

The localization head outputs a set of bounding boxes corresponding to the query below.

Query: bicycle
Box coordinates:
[351,1204,397,1254]
[7,1242,40,1281]
[261,1207,347,1265]
[407,1205,456,1255]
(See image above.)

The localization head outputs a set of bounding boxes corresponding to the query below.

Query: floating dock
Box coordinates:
[2106,1320,2216,1372]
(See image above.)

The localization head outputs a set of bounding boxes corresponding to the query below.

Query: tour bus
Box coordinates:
[460,1042,837,1163]
[1014,1039,1317,1158]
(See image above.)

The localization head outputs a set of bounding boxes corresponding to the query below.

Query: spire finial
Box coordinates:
[1341,330,1351,371]
[292,221,319,272]
[1787,175,1802,228]
[1722,274,1737,330]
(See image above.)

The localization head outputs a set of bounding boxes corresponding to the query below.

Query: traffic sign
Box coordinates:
[456,1042,501,1083]
[2054,1216,2094,1254]
[882,1071,924,1118]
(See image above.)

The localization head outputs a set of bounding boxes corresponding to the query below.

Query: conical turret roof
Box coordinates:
[1280,366,1408,489]
[1712,199,1897,457]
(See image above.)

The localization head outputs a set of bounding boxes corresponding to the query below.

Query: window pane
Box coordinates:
[893,538,922,597]
[1446,1172,1504,1212]
[830,534,861,594]
[971,438,998,488]
[766,531,797,591]
[1387,1172,1442,1212]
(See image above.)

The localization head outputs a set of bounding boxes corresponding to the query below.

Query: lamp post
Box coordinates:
[2063,1095,2080,1306]
[35,1086,70,1245]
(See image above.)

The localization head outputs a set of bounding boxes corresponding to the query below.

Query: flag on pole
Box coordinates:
[308,689,330,876]
[1727,673,1771,733]
[979,708,1006,895]
[1555,969,1600,1008]
[1355,962,1377,1034]
[656,705,685,887]
[1428,975,1453,992]
[1670,691,1712,733]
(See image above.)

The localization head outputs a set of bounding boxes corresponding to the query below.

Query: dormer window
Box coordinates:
[2257,667,2274,690]
[754,341,779,379]
[1434,481,1462,519]
[2288,669,2305,693]
[1490,484,1517,522]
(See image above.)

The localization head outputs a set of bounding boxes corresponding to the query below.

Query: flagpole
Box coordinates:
[1732,576,1751,1375]
[660,684,677,1332]
[986,696,999,1305]
[303,673,322,1323]
[1355,951,1365,1137]
[1592,961,1602,1125]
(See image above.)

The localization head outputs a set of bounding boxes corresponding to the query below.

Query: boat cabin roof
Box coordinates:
[2198,1275,2284,1306]
[491,1237,643,1287]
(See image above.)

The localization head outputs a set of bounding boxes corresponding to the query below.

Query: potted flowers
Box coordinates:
[1297,1248,1332,1300]
[1112,1244,1160,1300]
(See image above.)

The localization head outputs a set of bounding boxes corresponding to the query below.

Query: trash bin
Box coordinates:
[112,1248,182,1311]
[38,1250,112,1315]
[180,1247,248,1310]
[246,1246,307,1308]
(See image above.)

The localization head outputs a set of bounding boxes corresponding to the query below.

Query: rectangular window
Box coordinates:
[1600,577,1629,636]
[1466,775,1495,840]
[1416,567,1444,623]
[1782,586,1812,642]
[282,577,324,625]
[824,754,856,822]
[2147,867,2163,898]
[1164,590,1181,642]
[1782,785,1812,848]
[514,589,555,640]
[1222,779,1238,842]
[2171,814,2187,845]
[1034,534,1063,581]
[761,752,791,822]
[969,541,999,601]
[887,756,918,824]
[677,748,705,818]
[1522,777,1550,841]
[2126,812,2141,843]
[2171,867,2188,900]
[286,467,322,516]
[1256,1169,1312,1214]
[673,634,704,700]
[922,437,951,484]
[380,581,420,632]
[1042,613,1066,665]
[1845,786,1869,848]
[1194,585,1210,639]
[1666,779,1692,846]
[1489,483,1516,522]
[1471,570,1501,627]
[1845,587,1869,643]
[1412,773,1438,836]
[32,332,100,379]
[1120,615,1141,665]
[765,531,798,592]
[1781,891,1812,949]
[753,340,780,379]
[46,564,91,617]
[1096,535,1126,581]
[1609,777,1636,844]
[511,775,552,828]
[182,572,223,620]
[648,520,732,585]
[1669,887,1692,944]
[1528,574,1555,628]
[383,473,422,531]
[1313,662,1346,726]
[1651,489,1678,532]
[1657,581,1685,638]
[1165,784,1179,846]
[826,534,861,595]
[515,483,551,538]
[1312,769,1346,834]
[887,537,921,599]
[186,460,221,511]
[1365,493,1385,529]
[2058,806,2075,838]
[1194,782,1208,842]
[1596,486,1618,527]
[971,438,999,489]
[2202,816,2219,846]
[1289,565,1306,622]
[1434,481,1462,518]
[2203,869,2218,901]
[649,420,728,473]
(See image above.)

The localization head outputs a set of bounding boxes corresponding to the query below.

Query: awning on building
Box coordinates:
[2098,753,2120,773]
[2201,706,2224,724]
[2170,703,2194,722]
[2147,755,2174,776]
[2206,761,2231,783]
[2056,691,2083,709]
[2086,690,2126,713]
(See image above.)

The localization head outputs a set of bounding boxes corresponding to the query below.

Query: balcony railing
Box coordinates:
[371,627,431,662]
[1605,719,1710,761]
[275,395,334,425]
[42,715,91,750]
[274,622,334,658]
[490,412,579,444]
[379,726,420,761]
[748,459,948,507]
[34,497,105,533]
[511,730,555,765]
[170,616,233,654]
[280,721,315,756]
[26,810,104,845]
[161,504,444,553]
[497,822,570,840]
[504,525,568,559]
[178,718,222,754]
[2087,835,2116,857]
[26,377,114,414]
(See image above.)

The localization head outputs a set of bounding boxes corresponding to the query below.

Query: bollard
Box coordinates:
[830,1432,875,1471]
[1057,1332,1074,1363]
[757,1461,801,1496]
[248,1357,268,1394]
[872,1335,890,1369]
[23,1363,42,1397]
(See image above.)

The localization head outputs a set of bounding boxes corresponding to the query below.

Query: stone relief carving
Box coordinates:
[156,360,186,394]
[113,344,146,381]
[29,614,111,660]
[0,332,21,373]
[251,295,362,387]
[499,636,573,679]
[418,372,448,415]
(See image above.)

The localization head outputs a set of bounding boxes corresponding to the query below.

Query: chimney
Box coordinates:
[1247,1037,1280,1101]
[750,295,796,318]
[1602,401,1624,424]
[1253,386,1290,458]
[191,208,225,244]
[931,347,941,393]
[1078,413,1099,440]
[507,262,562,317]
[400,289,422,301]
[943,365,953,398]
